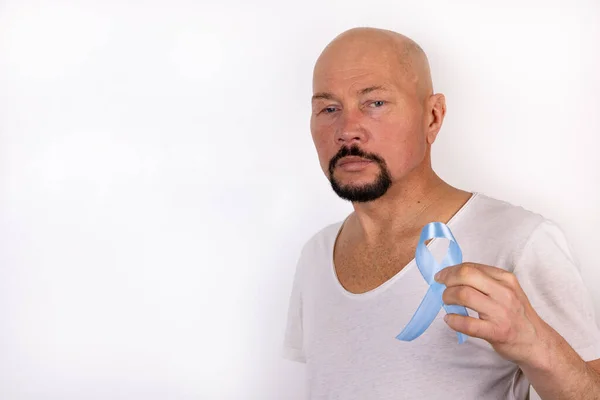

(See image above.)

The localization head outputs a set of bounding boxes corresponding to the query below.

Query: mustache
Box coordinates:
[328,145,385,173]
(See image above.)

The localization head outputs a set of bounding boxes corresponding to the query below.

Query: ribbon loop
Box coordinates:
[395,222,469,344]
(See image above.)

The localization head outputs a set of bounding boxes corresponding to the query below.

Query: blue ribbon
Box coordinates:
[395,221,469,344]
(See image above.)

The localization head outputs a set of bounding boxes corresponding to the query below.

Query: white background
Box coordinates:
[1,1,599,399]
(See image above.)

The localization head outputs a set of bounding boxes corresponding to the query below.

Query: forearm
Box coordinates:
[520,324,600,400]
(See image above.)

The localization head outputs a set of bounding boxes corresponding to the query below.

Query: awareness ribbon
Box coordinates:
[395,221,469,344]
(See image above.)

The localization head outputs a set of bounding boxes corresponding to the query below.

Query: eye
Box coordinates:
[320,106,338,114]
[369,100,386,108]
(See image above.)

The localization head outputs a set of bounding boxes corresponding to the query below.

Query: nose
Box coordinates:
[333,111,367,145]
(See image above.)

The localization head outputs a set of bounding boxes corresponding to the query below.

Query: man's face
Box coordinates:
[310,51,429,203]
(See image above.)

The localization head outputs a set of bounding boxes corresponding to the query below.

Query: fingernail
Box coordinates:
[444,315,449,323]
[434,272,441,281]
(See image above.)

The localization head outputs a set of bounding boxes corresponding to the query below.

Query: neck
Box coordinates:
[347,165,463,244]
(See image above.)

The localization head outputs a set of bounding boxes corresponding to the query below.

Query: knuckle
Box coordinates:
[457,287,471,303]
[504,272,519,287]
[499,286,517,305]
[458,265,472,279]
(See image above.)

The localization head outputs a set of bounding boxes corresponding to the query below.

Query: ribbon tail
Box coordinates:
[396,282,444,341]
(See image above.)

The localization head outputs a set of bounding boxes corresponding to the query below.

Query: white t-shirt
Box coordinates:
[282,191,600,399]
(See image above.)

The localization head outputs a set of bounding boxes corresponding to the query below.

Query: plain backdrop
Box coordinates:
[0,1,599,399]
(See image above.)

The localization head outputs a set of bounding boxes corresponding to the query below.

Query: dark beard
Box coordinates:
[328,144,392,203]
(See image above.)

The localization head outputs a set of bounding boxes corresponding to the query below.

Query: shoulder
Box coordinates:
[289,218,346,283]
[469,192,545,227]
[460,192,565,267]
[470,191,549,235]
[297,219,345,260]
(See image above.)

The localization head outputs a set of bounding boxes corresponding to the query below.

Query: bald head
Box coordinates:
[313,27,433,100]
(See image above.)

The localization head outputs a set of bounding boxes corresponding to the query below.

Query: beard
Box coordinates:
[327,144,392,203]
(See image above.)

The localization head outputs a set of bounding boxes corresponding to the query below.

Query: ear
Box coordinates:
[425,93,446,145]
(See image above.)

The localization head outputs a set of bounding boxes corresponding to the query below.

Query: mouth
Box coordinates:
[338,156,372,167]
[336,156,374,172]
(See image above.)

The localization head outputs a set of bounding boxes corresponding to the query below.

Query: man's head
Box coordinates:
[310,27,446,203]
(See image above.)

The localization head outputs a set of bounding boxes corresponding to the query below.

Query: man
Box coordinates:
[282,27,600,399]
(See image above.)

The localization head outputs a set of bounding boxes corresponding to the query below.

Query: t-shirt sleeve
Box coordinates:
[513,219,600,362]
[282,247,307,363]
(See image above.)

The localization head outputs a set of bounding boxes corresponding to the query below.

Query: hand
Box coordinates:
[434,262,552,367]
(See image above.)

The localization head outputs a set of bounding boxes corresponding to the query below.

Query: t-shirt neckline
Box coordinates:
[329,191,481,299]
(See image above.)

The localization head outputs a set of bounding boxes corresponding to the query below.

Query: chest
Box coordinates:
[333,238,419,294]
[300,252,516,400]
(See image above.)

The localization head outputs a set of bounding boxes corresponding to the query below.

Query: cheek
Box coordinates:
[310,129,335,170]
[310,116,328,143]
[378,124,427,169]
[394,140,427,173]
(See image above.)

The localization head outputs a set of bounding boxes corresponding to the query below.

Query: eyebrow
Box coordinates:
[311,85,389,102]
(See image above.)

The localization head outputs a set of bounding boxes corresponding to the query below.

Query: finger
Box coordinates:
[444,313,498,342]
[437,263,525,307]
[442,285,503,318]
[463,262,513,281]
[437,262,513,282]
[435,263,507,297]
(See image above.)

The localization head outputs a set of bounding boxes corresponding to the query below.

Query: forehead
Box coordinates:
[312,53,412,97]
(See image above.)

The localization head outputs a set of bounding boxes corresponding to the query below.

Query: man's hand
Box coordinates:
[434,262,600,399]
[433,262,551,367]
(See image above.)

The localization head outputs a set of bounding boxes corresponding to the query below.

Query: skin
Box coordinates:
[309,27,600,399]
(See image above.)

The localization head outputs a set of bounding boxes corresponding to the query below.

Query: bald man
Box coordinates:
[282,27,600,399]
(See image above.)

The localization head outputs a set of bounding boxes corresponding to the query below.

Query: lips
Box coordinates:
[337,156,372,167]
